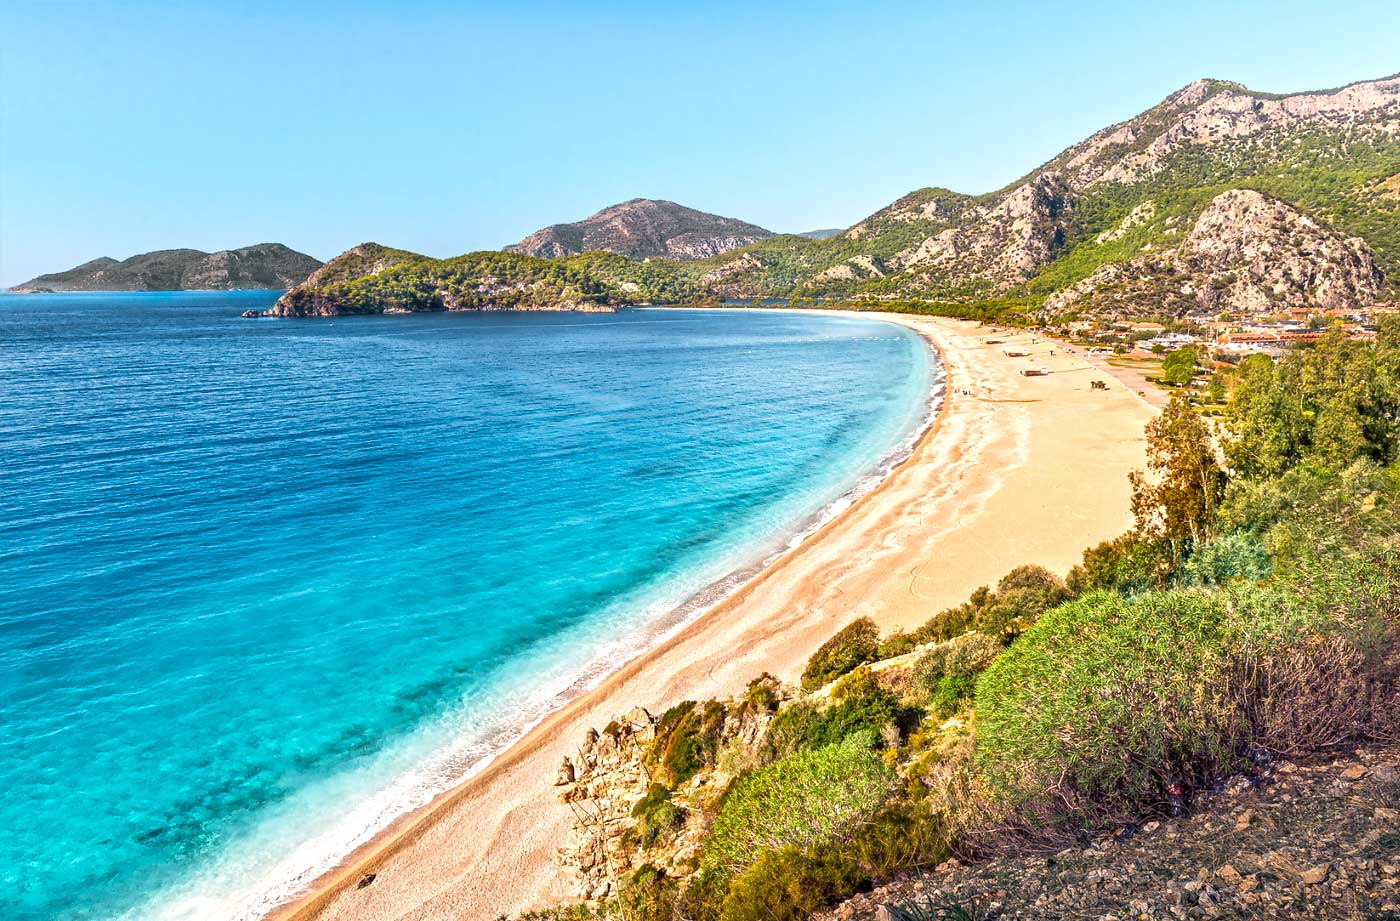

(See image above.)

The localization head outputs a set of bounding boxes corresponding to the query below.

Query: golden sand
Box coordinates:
[268,313,1155,921]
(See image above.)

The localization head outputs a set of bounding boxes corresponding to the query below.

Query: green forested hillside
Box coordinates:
[269,247,694,316]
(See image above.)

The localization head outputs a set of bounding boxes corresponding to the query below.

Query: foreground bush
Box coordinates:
[717,846,866,921]
[703,731,894,875]
[763,671,911,759]
[974,587,1296,823]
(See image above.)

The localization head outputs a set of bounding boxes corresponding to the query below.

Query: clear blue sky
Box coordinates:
[2,0,1397,286]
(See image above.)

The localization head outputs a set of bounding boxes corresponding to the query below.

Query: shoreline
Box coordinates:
[263,311,1156,921]
[255,310,943,921]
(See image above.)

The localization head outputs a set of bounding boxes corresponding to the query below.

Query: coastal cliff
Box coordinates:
[11,243,321,292]
[506,199,773,261]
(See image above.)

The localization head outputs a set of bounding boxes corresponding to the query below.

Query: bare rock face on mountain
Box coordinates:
[12,244,322,292]
[1057,76,1400,190]
[268,72,1400,320]
[702,72,1399,312]
[506,199,773,261]
[1041,189,1386,317]
[896,173,1074,288]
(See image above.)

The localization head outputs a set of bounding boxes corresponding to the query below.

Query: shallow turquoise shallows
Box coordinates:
[0,292,935,920]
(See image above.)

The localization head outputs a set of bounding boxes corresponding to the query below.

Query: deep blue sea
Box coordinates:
[0,292,935,921]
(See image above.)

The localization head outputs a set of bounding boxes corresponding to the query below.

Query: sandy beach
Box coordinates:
[268,311,1157,921]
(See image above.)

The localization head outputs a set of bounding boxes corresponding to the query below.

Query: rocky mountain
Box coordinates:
[272,72,1400,320]
[796,228,843,241]
[505,199,773,261]
[11,243,322,292]
[1041,189,1385,316]
[696,73,1400,316]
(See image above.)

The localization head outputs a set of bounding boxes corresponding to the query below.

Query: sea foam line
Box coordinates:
[138,319,944,921]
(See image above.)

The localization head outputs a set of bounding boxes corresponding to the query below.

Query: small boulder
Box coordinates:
[1299,863,1331,885]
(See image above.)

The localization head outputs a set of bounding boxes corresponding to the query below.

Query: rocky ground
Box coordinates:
[827,747,1400,921]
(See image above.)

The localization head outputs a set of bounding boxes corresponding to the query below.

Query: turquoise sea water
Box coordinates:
[0,292,936,920]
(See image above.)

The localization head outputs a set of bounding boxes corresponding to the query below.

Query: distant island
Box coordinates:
[10,243,322,292]
[505,198,773,261]
[265,73,1398,320]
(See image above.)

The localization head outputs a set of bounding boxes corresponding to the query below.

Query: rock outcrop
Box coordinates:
[1055,75,1400,191]
[506,199,772,261]
[701,71,1399,311]
[1041,189,1386,318]
[12,243,321,292]
[555,677,792,901]
[555,709,668,901]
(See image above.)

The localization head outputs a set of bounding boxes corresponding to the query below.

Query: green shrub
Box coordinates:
[703,731,894,875]
[911,634,1001,691]
[763,675,910,759]
[1178,530,1272,586]
[630,784,683,850]
[675,869,730,921]
[846,802,951,878]
[911,634,1002,718]
[911,588,985,644]
[978,566,1073,639]
[717,846,867,921]
[926,675,976,720]
[974,587,1299,823]
[610,864,678,921]
[1066,533,1173,595]
[653,700,726,785]
[802,617,880,691]
[914,566,1071,643]
[877,629,919,659]
[514,907,598,921]
[735,674,780,720]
